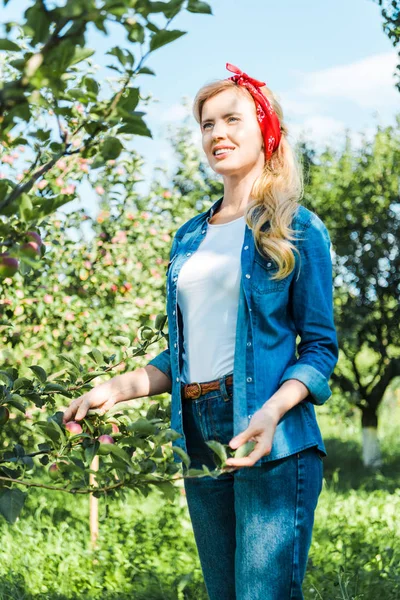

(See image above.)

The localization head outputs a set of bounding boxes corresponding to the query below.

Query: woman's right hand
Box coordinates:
[62,383,118,424]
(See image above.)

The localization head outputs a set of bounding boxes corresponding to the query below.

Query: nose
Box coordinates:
[211,121,228,142]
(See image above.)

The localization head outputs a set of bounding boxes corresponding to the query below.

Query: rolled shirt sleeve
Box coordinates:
[278,215,339,405]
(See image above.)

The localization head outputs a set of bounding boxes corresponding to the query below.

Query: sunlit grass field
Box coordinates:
[1,395,399,600]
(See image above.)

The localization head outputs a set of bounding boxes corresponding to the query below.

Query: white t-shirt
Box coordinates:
[177,215,246,384]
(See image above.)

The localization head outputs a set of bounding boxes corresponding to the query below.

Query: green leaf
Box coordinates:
[57,354,81,372]
[85,442,98,464]
[0,371,13,387]
[149,29,186,52]
[108,444,131,465]
[19,194,33,223]
[8,397,26,413]
[88,348,103,365]
[187,0,212,14]
[128,418,157,436]
[28,365,47,384]
[205,440,228,464]
[118,87,140,112]
[84,77,99,95]
[146,402,160,421]
[127,23,145,44]
[118,115,152,138]
[0,39,20,51]
[69,47,95,66]
[43,383,72,398]
[34,421,61,443]
[137,66,155,76]
[156,480,177,502]
[0,488,26,524]
[112,336,131,346]
[155,314,167,330]
[234,440,256,459]
[172,446,191,469]
[101,137,124,160]
[13,377,32,391]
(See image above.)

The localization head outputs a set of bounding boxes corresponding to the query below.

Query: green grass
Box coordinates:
[1,397,399,600]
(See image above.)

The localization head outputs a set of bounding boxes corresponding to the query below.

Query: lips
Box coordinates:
[213,147,236,158]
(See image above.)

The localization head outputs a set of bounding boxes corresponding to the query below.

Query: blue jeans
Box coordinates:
[181,372,324,600]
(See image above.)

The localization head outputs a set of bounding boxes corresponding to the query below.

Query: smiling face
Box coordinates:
[200,87,265,177]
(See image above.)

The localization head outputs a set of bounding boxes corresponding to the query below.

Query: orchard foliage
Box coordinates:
[375,0,400,91]
[0,0,250,525]
[0,0,213,277]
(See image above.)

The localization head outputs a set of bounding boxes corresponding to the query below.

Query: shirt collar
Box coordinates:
[206,196,224,223]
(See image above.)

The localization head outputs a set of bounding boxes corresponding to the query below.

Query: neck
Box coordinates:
[219,163,263,214]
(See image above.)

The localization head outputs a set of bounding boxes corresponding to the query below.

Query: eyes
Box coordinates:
[202,116,239,131]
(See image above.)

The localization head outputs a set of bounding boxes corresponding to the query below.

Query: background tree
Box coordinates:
[0,0,228,525]
[375,0,400,91]
[306,119,400,467]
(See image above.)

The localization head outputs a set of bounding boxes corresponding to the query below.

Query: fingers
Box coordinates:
[224,441,271,468]
[75,399,90,422]
[62,396,87,423]
[96,398,116,416]
[62,398,80,424]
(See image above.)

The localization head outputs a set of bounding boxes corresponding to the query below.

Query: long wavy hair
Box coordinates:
[192,78,305,280]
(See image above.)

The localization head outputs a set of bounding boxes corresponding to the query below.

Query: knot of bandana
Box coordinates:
[226,62,282,161]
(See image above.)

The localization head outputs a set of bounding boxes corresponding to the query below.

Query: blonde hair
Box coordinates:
[193,78,304,280]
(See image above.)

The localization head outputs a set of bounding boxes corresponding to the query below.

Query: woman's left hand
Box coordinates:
[223,405,280,468]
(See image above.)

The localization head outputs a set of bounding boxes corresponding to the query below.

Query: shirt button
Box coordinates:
[173,277,177,282]
[176,377,180,382]
[266,261,272,267]
[178,410,182,415]
[186,252,191,256]
[244,245,249,250]
[248,414,252,419]
[247,341,251,347]
[174,343,177,348]
[172,310,176,315]
[201,229,206,234]
[247,377,252,382]
[245,274,251,279]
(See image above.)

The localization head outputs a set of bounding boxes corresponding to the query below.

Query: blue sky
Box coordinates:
[2,0,399,217]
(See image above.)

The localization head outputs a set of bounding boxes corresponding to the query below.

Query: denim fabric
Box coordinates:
[181,373,323,600]
[148,196,339,465]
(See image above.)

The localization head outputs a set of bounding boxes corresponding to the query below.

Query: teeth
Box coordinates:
[214,148,234,156]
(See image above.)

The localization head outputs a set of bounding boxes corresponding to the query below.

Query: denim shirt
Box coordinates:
[148,196,339,466]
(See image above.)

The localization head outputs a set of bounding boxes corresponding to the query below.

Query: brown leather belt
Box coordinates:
[181,375,234,401]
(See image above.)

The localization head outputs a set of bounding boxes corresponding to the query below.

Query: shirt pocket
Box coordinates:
[251,253,287,293]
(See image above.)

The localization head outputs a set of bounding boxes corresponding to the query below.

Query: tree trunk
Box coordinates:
[361,407,382,469]
[90,455,99,549]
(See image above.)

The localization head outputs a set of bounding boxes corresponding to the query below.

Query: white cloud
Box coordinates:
[297,51,399,110]
[289,115,348,148]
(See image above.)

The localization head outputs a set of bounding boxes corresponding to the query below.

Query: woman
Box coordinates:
[63,63,339,599]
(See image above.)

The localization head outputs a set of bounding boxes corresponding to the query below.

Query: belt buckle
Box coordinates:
[190,382,202,400]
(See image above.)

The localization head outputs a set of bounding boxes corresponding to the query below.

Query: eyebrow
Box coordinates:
[201,112,242,126]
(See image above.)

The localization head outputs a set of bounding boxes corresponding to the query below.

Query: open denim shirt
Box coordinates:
[148,196,339,466]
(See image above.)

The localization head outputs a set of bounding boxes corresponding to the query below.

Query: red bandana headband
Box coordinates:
[225,63,281,161]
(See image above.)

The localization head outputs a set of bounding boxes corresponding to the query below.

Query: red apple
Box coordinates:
[25,231,43,247]
[0,254,19,279]
[97,434,115,455]
[0,406,10,426]
[20,241,41,259]
[65,421,83,435]
[110,423,119,434]
[49,463,60,480]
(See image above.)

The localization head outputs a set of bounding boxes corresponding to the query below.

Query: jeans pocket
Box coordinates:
[208,396,234,445]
